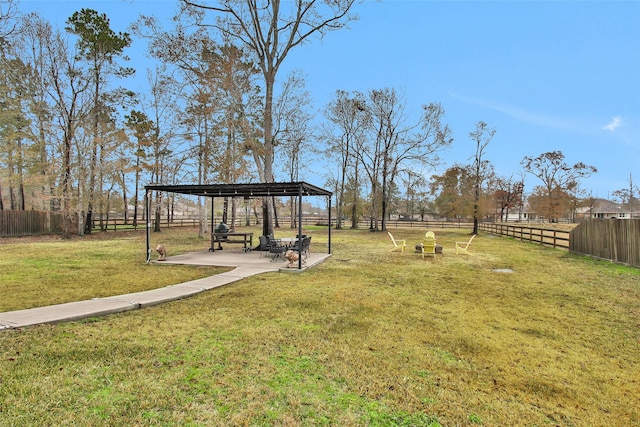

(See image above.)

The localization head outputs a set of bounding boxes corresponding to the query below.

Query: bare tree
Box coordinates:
[400,170,426,220]
[273,70,314,228]
[469,121,495,234]
[612,173,638,213]
[135,16,261,233]
[521,150,597,222]
[0,0,18,40]
[43,25,92,237]
[359,88,452,231]
[0,38,31,210]
[181,0,360,237]
[323,90,368,229]
[141,68,183,232]
[12,13,60,212]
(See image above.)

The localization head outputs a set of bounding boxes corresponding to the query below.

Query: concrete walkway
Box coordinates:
[0,249,330,330]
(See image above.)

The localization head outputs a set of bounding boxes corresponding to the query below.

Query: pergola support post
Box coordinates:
[297,184,303,269]
[328,195,332,254]
[145,189,152,263]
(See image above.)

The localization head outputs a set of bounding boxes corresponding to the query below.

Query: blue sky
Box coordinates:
[20,0,640,199]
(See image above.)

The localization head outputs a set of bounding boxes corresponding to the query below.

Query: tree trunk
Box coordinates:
[154,205,161,232]
[121,172,128,224]
[260,71,276,238]
[61,129,73,239]
[85,135,98,234]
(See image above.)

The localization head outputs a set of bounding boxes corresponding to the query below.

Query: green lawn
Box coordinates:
[0,229,229,312]
[1,227,639,426]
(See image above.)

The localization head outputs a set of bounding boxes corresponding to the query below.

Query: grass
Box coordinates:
[0,228,229,311]
[1,227,639,426]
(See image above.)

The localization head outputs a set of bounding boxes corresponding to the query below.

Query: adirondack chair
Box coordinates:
[455,234,476,255]
[421,235,436,259]
[388,232,406,253]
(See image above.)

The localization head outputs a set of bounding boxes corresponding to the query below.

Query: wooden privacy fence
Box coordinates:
[570,219,640,268]
[479,223,571,250]
[0,210,65,237]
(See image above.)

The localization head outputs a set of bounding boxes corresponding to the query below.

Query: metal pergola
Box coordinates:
[143,181,333,268]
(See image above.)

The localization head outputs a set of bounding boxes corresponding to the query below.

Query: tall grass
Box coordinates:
[1,228,639,426]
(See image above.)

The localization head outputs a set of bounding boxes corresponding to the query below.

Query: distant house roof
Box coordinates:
[576,198,624,215]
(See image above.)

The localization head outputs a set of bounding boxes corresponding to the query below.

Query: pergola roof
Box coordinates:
[143,181,333,266]
[144,181,332,198]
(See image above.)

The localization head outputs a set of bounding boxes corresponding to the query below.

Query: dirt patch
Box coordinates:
[492,268,514,273]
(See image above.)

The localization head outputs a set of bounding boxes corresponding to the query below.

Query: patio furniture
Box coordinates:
[388,232,406,254]
[290,236,311,257]
[258,235,270,257]
[210,232,254,252]
[455,234,476,255]
[268,236,288,261]
[421,235,436,259]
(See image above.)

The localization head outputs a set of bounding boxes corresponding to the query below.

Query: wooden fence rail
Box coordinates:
[98,217,201,232]
[478,223,571,250]
[364,219,473,229]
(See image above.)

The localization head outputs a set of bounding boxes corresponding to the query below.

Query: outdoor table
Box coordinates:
[210,232,254,252]
[281,237,308,250]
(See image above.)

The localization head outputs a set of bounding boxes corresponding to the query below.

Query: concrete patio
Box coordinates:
[160,246,330,270]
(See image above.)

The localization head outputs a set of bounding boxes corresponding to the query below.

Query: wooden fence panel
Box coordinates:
[0,211,73,237]
[1,211,51,236]
[570,219,640,268]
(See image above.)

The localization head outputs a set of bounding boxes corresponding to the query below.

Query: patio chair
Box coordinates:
[268,236,287,261]
[421,235,436,259]
[288,236,311,267]
[258,235,271,257]
[298,236,312,257]
[388,232,406,254]
[455,234,476,255]
[288,236,312,255]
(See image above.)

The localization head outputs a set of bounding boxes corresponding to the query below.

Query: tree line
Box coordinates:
[1,0,623,239]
